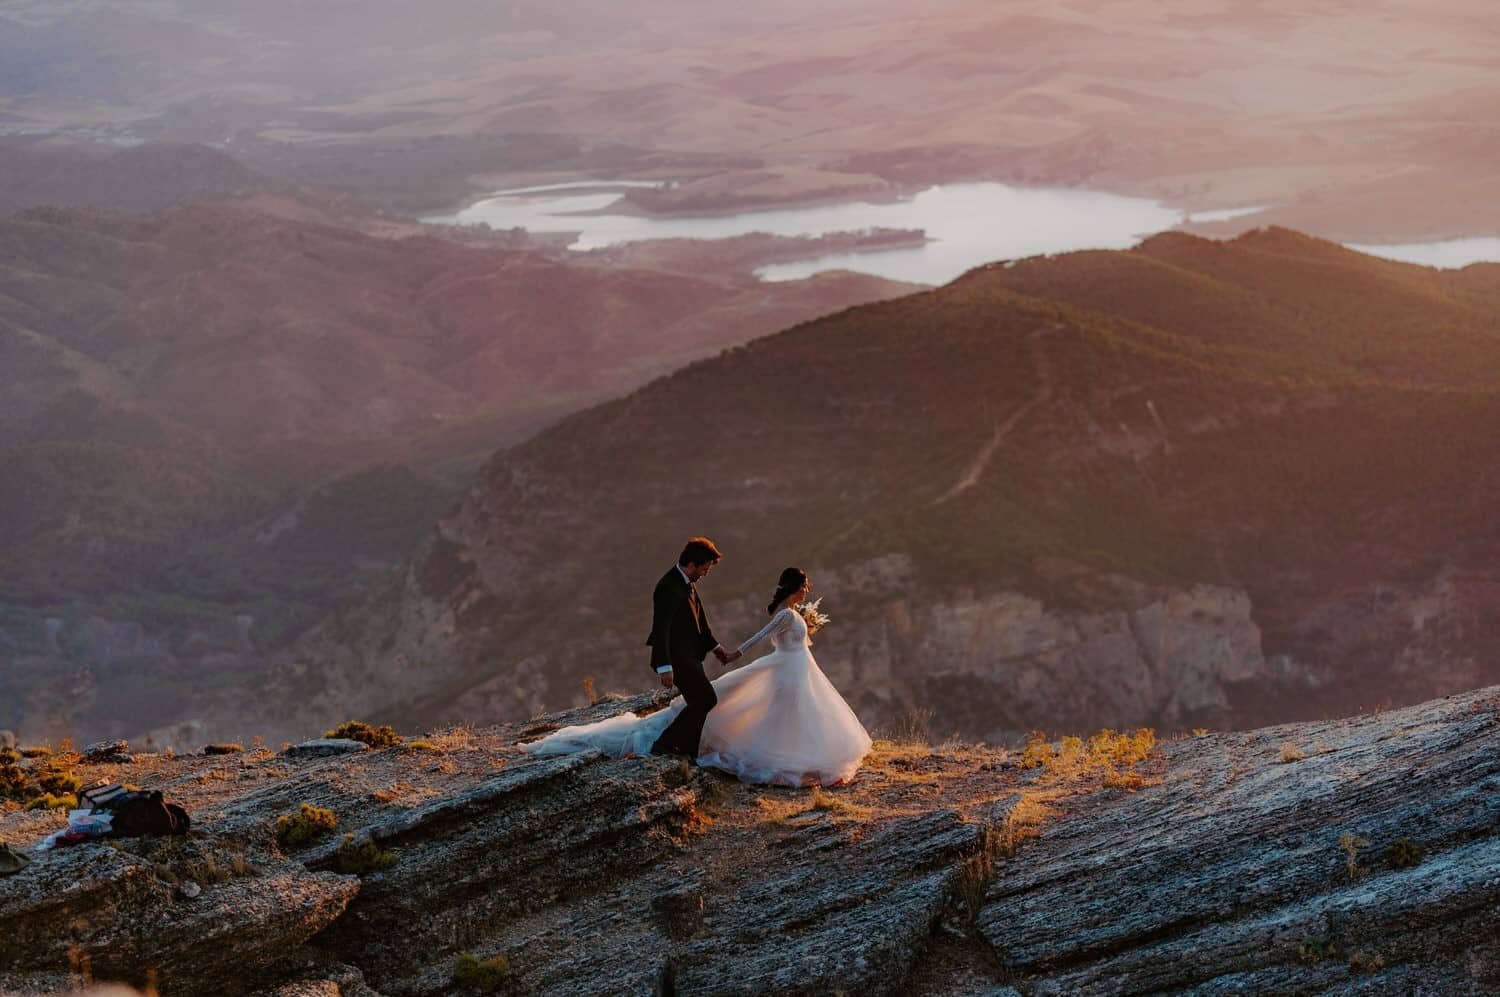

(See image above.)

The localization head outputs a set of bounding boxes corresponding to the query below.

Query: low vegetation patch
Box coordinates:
[37,764,81,797]
[19,746,52,758]
[325,721,403,749]
[453,952,510,991]
[1384,837,1425,869]
[0,749,84,809]
[333,834,398,875]
[1339,832,1370,882]
[1020,728,1157,785]
[1299,938,1337,965]
[203,743,245,755]
[807,784,864,817]
[25,793,77,811]
[1280,743,1306,763]
[274,803,338,848]
[0,758,27,799]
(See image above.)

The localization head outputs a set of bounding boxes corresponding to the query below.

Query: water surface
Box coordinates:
[431,181,1189,285]
[1349,238,1500,270]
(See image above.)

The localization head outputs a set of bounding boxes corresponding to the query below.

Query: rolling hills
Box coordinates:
[0,202,911,741]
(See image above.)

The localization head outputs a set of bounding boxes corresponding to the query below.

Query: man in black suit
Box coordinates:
[647,536,741,759]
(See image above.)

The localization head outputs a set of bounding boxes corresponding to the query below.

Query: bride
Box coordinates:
[524,568,871,786]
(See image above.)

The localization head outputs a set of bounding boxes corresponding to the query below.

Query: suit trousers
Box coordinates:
[652,656,718,757]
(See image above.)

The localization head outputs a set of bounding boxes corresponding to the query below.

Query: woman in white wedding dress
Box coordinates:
[524,568,872,786]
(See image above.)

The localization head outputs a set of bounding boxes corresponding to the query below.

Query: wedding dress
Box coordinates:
[524,607,872,786]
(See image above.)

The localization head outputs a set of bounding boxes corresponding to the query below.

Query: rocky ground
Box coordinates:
[1,685,1496,996]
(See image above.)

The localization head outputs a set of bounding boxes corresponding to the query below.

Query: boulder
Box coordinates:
[284,739,368,758]
[82,740,132,763]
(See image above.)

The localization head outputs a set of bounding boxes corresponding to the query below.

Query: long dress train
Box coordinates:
[524,607,871,787]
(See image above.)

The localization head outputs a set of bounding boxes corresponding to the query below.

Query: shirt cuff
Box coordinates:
[655,665,673,674]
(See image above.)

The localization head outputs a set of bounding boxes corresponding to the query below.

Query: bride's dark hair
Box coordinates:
[767,567,808,615]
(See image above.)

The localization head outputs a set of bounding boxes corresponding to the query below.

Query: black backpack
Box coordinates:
[103,790,191,838]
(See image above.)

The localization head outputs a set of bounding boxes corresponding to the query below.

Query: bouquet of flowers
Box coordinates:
[796,598,830,636]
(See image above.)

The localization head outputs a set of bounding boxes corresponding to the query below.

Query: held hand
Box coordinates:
[712,646,730,664]
[659,670,675,689]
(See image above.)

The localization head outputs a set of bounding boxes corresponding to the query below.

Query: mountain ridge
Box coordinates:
[252,227,1500,746]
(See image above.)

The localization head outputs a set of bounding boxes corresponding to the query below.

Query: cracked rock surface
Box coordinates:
[1,687,1496,995]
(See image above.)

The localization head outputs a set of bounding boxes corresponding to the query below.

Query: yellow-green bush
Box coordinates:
[37,765,81,797]
[333,834,398,875]
[453,952,510,991]
[274,803,338,848]
[325,721,403,749]
[26,793,77,811]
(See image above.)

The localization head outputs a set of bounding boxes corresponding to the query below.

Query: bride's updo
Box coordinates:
[767,567,808,615]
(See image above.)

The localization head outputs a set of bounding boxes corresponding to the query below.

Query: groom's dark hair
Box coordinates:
[679,537,723,567]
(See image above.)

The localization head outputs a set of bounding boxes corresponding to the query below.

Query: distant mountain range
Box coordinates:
[258,228,1500,745]
[0,198,910,742]
[0,142,276,215]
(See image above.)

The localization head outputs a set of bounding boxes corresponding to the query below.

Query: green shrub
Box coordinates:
[325,721,403,749]
[1384,838,1425,869]
[26,793,78,811]
[274,803,338,848]
[453,952,510,991]
[204,743,245,755]
[0,762,27,799]
[333,834,398,875]
[404,740,439,752]
[1299,938,1337,965]
[37,765,81,797]
[0,747,18,767]
[19,746,52,758]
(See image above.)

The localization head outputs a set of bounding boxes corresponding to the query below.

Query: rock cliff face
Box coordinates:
[2,685,1495,995]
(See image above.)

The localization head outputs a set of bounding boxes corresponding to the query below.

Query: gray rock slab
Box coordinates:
[979,687,1500,993]
[285,738,370,758]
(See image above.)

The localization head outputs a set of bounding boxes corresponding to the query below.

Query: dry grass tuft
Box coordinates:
[1019,728,1157,789]
[1280,743,1306,763]
[371,781,416,804]
[1339,832,1370,882]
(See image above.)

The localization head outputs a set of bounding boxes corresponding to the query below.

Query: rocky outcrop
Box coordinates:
[0,686,1495,995]
[0,835,358,995]
[980,686,1500,993]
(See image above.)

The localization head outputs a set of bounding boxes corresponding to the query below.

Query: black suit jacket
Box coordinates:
[645,567,717,672]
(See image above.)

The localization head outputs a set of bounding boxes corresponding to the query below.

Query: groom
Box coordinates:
[647,537,741,759]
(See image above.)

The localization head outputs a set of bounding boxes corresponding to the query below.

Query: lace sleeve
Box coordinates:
[738,608,794,655]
